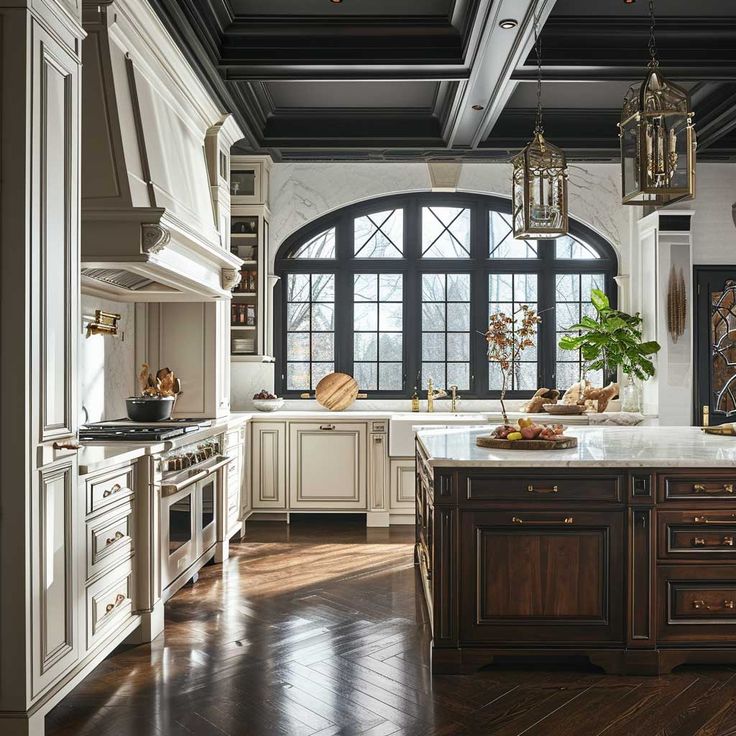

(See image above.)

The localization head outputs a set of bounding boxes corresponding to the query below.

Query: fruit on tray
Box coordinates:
[253,389,278,400]
[491,419,566,441]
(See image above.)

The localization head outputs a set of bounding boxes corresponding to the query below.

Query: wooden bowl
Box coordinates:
[543,404,585,416]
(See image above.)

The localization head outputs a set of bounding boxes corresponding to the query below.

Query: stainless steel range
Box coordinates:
[156,436,232,600]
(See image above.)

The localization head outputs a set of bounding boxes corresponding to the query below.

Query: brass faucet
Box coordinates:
[450,385,459,412]
[426,378,447,413]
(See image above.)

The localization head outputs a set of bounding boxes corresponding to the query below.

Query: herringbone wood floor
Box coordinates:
[48,517,736,736]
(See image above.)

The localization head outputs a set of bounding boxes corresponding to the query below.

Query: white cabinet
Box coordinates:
[224,425,245,536]
[288,423,367,509]
[390,459,416,511]
[368,432,389,512]
[31,461,80,698]
[252,422,287,509]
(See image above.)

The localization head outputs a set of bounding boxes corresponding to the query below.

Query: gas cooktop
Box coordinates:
[80,418,212,442]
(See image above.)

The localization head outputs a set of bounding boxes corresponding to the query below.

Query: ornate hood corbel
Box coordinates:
[222,268,242,291]
[141,224,171,255]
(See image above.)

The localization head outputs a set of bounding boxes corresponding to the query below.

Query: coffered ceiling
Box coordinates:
[147,0,736,161]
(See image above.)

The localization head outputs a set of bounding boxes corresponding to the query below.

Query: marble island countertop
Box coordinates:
[416,425,736,468]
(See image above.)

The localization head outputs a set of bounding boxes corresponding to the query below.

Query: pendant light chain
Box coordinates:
[648,0,658,66]
[534,17,544,134]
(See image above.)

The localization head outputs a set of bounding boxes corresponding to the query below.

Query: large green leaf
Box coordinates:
[591,289,609,313]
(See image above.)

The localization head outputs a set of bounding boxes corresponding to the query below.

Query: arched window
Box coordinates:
[274,193,617,399]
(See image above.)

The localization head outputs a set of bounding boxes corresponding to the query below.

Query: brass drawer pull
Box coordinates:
[692,599,736,611]
[693,482,734,494]
[694,515,736,525]
[527,484,559,494]
[319,424,335,431]
[512,516,573,525]
[105,593,126,615]
[102,483,123,498]
[105,530,125,546]
[53,441,81,451]
[692,536,734,547]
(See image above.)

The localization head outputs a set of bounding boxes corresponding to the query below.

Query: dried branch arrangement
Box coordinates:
[667,266,687,344]
[485,305,541,425]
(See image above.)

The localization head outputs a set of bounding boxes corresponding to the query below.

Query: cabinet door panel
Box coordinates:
[390,459,416,511]
[33,22,79,442]
[32,461,79,696]
[460,510,624,645]
[251,422,286,509]
[289,423,366,509]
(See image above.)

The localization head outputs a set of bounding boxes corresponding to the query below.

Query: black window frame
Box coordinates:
[274,192,618,399]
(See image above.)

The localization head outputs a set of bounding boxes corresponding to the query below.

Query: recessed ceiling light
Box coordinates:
[623,0,636,4]
[330,0,342,3]
[499,18,518,29]
[472,104,484,111]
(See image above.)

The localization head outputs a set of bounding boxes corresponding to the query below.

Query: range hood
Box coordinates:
[81,0,243,301]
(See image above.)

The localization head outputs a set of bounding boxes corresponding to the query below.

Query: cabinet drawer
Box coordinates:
[658,565,736,642]
[86,504,134,581]
[465,473,622,503]
[86,564,133,651]
[660,474,736,502]
[658,511,736,559]
[86,465,135,515]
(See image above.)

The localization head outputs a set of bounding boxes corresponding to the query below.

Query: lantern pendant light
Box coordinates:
[619,0,696,206]
[511,19,568,239]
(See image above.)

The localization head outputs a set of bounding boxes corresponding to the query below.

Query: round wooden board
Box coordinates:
[315,372,360,411]
[475,435,578,450]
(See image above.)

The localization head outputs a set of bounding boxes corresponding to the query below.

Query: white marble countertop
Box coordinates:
[416,426,736,468]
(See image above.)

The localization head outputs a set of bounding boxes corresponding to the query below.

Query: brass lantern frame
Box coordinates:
[619,66,696,207]
[512,131,569,239]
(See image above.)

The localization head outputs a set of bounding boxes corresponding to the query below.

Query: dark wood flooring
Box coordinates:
[48,517,736,736]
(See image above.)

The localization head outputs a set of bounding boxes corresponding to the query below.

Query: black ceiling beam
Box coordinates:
[512,66,736,83]
[261,112,444,148]
[528,16,736,67]
[692,83,736,150]
[483,108,621,153]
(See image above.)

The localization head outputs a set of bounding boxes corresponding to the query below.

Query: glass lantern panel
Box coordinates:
[621,118,639,200]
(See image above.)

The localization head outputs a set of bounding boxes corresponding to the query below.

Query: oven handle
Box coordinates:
[161,455,233,497]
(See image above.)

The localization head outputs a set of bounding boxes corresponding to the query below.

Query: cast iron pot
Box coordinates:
[125,396,175,422]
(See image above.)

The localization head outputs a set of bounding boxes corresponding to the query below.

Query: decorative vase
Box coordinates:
[621,376,641,413]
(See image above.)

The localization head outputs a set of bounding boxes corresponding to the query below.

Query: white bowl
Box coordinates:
[252,398,284,412]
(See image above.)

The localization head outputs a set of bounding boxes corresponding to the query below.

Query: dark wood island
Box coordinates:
[415,425,736,675]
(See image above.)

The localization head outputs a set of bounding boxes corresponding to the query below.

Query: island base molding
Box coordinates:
[431,647,736,676]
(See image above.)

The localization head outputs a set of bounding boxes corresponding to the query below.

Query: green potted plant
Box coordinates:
[558,289,661,412]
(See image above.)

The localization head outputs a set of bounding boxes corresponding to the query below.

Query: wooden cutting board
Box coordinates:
[475,435,578,450]
[314,372,367,411]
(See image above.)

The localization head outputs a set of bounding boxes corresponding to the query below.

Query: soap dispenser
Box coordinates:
[411,387,420,412]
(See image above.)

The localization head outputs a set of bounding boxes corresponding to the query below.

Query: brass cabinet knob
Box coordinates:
[694,537,706,546]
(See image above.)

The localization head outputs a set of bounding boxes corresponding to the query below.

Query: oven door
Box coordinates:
[198,473,217,555]
[162,483,196,592]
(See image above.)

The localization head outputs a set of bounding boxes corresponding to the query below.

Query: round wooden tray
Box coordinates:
[475,435,578,450]
[543,404,585,415]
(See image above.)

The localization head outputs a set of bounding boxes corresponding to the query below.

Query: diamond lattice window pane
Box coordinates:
[289,228,336,259]
[489,211,537,259]
[422,207,470,258]
[354,210,403,258]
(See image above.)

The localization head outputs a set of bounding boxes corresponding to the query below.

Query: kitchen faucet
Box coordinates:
[426,378,447,413]
[450,385,459,412]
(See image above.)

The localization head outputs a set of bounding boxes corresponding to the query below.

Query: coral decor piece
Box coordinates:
[667,265,687,344]
[522,387,560,414]
[485,304,541,425]
[583,381,620,413]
